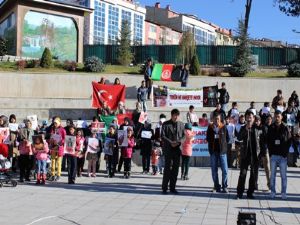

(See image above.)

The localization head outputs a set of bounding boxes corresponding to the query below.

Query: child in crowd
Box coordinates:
[121,127,135,179]
[181,123,195,180]
[105,125,118,178]
[86,130,101,177]
[76,129,85,177]
[65,125,77,184]
[33,133,49,185]
[151,142,161,175]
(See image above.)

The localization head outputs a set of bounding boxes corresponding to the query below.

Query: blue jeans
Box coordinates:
[36,160,47,174]
[210,153,228,189]
[270,155,287,194]
[140,100,147,112]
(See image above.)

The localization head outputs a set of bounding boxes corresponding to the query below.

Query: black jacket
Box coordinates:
[237,125,264,160]
[267,123,291,158]
[161,120,185,153]
[218,88,230,104]
[206,123,229,155]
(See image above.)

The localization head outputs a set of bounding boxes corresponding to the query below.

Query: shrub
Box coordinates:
[63,60,78,72]
[201,68,209,76]
[228,62,251,77]
[287,63,300,77]
[84,56,105,72]
[0,37,7,56]
[16,60,27,70]
[40,47,53,68]
[208,68,222,77]
[26,59,40,68]
[190,54,201,75]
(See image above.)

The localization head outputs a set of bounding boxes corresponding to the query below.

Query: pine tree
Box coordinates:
[40,47,53,68]
[117,20,134,66]
[0,37,7,56]
[229,20,252,77]
[190,54,201,75]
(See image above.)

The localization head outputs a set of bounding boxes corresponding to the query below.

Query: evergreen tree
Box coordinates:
[190,54,201,75]
[40,47,53,68]
[117,20,134,66]
[0,37,7,56]
[229,20,252,77]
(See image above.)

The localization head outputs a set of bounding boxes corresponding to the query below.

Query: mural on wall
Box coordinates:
[0,13,16,55]
[22,11,77,60]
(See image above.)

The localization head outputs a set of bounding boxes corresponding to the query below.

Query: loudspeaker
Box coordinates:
[237,211,256,225]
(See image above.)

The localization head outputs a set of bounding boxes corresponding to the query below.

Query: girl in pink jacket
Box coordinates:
[33,134,49,185]
[121,127,135,179]
[181,123,195,180]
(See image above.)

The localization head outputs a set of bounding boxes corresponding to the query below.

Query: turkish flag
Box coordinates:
[117,112,133,125]
[161,64,174,81]
[92,82,126,110]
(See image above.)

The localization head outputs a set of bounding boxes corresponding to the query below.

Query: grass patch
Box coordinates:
[0,61,17,70]
[246,71,287,78]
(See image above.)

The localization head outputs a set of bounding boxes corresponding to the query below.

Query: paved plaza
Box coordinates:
[0,165,299,225]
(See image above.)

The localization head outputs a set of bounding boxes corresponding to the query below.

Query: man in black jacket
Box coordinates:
[217,82,230,112]
[236,111,264,199]
[161,109,185,194]
[206,112,229,193]
[267,110,291,200]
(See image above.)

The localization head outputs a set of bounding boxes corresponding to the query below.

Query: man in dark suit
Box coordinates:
[161,109,185,194]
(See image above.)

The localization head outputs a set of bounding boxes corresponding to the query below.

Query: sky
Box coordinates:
[138,0,300,45]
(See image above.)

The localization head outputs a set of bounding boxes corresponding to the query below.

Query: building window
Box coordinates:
[183,24,192,32]
[122,10,131,27]
[108,5,119,44]
[148,38,156,45]
[94,0,106,44]
[0,13,16,55]
[134,14,143,45]
[149,25,156,33]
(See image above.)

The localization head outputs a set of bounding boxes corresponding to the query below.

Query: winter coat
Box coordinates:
[137,87,148,102]
[121,137,135,158]
[182,129,194,156]
[48,126,66,157]
[206,123,229,155]
[18,127,35,155]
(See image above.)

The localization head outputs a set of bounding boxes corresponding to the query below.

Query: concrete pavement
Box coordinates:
[0,166,299,225]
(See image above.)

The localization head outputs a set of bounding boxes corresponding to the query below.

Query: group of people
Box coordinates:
[0,74,299,201]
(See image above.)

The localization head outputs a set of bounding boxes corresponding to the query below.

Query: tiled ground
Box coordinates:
[0,165,299,225]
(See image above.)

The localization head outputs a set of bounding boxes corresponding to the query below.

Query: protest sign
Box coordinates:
[139,111,148,124]
[118,130,128,147]
[8,123,19,132]
[103,137,115,155]
[27,115,38,130]
[203,86,218,107]
[192,126,209,157]
[0,128,10,144]
[87,138,100,154]
[64,135,76,154]
[91,122,106,133]
[141,131,152,139]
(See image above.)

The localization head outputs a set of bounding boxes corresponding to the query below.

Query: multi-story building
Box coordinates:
[81,0,146,45]
[146,3,236,46]
[145,21,182,45]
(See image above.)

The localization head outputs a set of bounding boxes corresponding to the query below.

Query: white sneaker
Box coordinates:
[270,192,276,199]
[281,193,287,200]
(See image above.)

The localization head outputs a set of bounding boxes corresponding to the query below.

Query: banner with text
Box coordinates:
[152,85,203,108]
[192,126,209,157]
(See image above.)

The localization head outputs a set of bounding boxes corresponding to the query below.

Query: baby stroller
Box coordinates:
[0,154,18,187]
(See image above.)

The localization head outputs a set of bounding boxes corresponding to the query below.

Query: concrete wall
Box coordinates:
[0,72,299,121]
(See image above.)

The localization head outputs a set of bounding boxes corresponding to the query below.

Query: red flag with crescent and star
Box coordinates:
[92,82,126,110]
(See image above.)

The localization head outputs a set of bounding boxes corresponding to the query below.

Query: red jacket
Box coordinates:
[121,137,135,159]
[33,141,49,161]
[0,143,8,158]
[182,129,194,156]
[49,126,66,157]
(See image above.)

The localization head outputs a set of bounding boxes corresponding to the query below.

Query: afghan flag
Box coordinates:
[92,82,126,110]
[151,64,175,81]
[100,115,116,127]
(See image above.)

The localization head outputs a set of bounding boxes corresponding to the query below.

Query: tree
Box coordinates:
[0,37,7,56]
[190,54,201,75]
[178,31,196,64]
[40,47,53,68]
[229,20,253,77]
[276,0,300,16]
[231,0,253,36]
[117,20,134,66]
